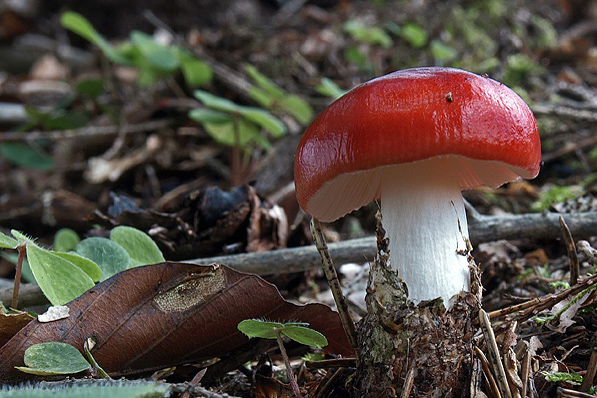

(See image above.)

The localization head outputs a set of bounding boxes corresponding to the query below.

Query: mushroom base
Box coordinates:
[353,212,481,397]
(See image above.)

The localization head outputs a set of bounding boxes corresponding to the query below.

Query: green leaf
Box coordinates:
[244,64,285,98]
[189,108,234,125]
[238,319,283,339]
[430,40,457,63]
[0,232,18,249]
[53,228,80,252]
[343,20,393,48]
[282,321,310,327]
[204,119,270,150]
[239,108,286,137]
[136,64,162,87]
[26,245,95,306]
[60,12,129,64]
[344,46,368,69]
[398,22,428,48]
[11,230,34,244]
[42,111,88,130]
[315,78,348,100]
[177,49,213,87]
[76,79,104,99]
[50,252,102,283]
[75,237,130,282]
[15,342,90,376]
[238,319,328,348]
[130,31,179,71]
[110,226,165,267]
[194,90,242,113]
[0,143,54,170]
[248,86,274,109]
[282,325,328,348]
[278,95,313,125]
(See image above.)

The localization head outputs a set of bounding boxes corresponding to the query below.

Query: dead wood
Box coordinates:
[2,211,597,308]
[0,119,174,143]
[191,211,597,275]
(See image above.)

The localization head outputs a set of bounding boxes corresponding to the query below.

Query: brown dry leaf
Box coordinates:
[0,309,34,347]
[254,374,293,398]
[0,262,353,382]
[503,349,523,398]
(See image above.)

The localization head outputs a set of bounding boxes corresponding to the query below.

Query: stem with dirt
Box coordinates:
[353,212,481,397]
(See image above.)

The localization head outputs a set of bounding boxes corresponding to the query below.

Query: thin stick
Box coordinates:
[275,328,304,398]
[488,271,597,322]
[11,244,26,310]
[519,342,531,398]
[479,309,512,398]
[560,216,579,286]
[310,218,358,349]
[557,387,597,397]
[474,346,502,398]
[400,368,416,398]
[0,119,173,143]
[487,298,543,320]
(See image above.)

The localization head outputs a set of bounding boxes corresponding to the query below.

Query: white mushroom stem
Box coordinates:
[381,158,470,309]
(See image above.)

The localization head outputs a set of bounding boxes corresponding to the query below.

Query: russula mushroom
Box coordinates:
[294,67,541,308]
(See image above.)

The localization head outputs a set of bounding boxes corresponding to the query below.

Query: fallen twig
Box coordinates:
[0,119,174,143]
[310,218,357,349]
[488,271,597,322]
[560,216,579,286]
[532,103,597,123]
[479,309,512,398]
[190,211,597,275]
[3,211,597,308]
[557,387,597,398]
[474,346,501,398]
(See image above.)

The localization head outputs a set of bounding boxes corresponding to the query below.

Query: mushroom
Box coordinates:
[294,67,541,309]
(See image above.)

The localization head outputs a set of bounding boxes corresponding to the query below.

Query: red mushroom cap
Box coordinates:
[294,67,541,222]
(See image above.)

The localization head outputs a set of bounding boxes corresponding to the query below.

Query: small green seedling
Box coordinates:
[343,20,393,48]
[60,11,212,88]
[244,64,313,125]
[238,319,327,398]
[314,78,348,100]
[0,226,165,309]
[53,228,81,253]
[15,342,92,376]
[16,340,109,379]
[190,90,287,184]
